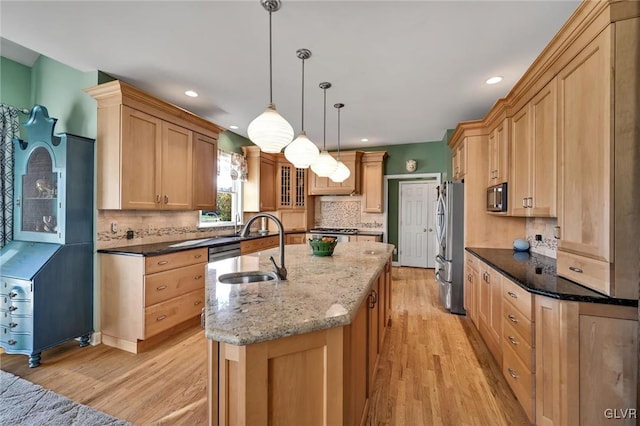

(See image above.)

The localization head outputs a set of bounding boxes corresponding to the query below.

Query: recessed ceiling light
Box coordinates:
[229,125,239,130]
[185,90,198,97]
[361,138,369,142]
[485,76,503,85]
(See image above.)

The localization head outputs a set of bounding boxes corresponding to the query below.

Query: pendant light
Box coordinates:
[329,103,351,183]
[310,82,338,177]
[247,0,294,153]
[284,48,319,168]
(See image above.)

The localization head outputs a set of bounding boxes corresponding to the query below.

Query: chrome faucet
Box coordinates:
[234,213,241,235]
[241,213,287,280]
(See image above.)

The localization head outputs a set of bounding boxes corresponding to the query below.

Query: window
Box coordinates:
[199,151,244,227]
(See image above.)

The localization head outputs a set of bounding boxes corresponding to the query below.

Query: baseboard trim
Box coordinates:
[90,331,102,346]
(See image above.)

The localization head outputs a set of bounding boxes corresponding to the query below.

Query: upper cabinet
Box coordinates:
[308,151,363,195]
[361,152,387,213]
[487,112,509,187]
[451,141,466,181]
[276,156,308,210]
[86,81,222,211]
[192,133,218,210]
[242,145,276,212]
[510,79,557,217]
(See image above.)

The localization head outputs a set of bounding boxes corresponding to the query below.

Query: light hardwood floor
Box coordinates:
[1,267,528,425]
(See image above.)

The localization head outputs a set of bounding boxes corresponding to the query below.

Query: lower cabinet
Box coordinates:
[285,233,306,245]
[478,263,502,364]
[239,236,279,254]
[100,248,207,353]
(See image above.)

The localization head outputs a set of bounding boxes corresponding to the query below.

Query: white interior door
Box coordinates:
[399,181,437,268]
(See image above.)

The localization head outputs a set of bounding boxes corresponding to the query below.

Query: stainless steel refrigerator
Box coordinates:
[434,181,465,314]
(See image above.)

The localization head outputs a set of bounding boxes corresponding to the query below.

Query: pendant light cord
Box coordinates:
[301,58,305,131]
[322,87,327,150]
[269,10,273,104]
[337,107,341,160]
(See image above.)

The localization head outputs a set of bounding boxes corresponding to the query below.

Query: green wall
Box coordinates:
[363,131,453,261]
[30,55,99,138]
[0,57,32,135]
[218,130,254,153]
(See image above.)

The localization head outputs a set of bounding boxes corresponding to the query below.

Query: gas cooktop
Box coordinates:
[309,228,358,235]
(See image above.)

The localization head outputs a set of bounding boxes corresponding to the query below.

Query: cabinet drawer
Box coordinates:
[502,279,533,321]
[0,312,32,333]
[503,317,534,371]
[502,299,534,347]
[502,342,534,422]
[240,236,279,254]
[144,263,206,307]
[144,289,204,338]
[144,248,207,274]
[465,253,479,271]
[557,251,611,295]
[1,328,33,351]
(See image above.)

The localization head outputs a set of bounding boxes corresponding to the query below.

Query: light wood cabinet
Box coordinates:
[556,27,613,295]
[354,235,381,242]
[308,151,363,195]
[478,263,502,364]
[535,297,637,426]
[285,233,306,245]
[239,235,279,255]
[100,248,207,353]
[367,279,380,393]
[510,78,558,217]
[487,117,509,186]
[242,146,276,212]
[463,253,479,326]
[361,151,387,213]
[276,159,307,210]
[452,141,466,180]
[501,278,535,423]
[193,133,218,210]
[86,80,222,211]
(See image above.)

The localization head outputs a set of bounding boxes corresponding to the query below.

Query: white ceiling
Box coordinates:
[1,1,579,150]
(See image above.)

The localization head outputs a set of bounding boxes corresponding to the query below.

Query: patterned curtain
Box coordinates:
[0,104,19,248]
[217,149,247,182]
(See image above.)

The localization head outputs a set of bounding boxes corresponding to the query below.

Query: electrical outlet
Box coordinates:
[110,222,118,234]
[126,230,134,240]
[535,234,543,241]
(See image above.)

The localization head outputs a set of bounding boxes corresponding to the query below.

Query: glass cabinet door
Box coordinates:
[21,147,59,235]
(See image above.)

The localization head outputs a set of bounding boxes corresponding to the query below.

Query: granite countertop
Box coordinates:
[466,248,637,307]
[204,242,394,346]
[97,231,283,256]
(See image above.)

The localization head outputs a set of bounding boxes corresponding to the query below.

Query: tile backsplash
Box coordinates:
[526,217,558,258]
[314,195,384,231]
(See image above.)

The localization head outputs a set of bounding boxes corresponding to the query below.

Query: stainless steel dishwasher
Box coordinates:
[202,242,242,328]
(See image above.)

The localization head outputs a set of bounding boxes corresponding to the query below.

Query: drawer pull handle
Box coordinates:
[569,266,583,273]
[507,291,518,299]
[194,275,203,280]
[507,368,518,379]
[194,254,202,259]
[9,306,18,312]
[156,315,167,321]
[9,322,17,328]
[508,314,518,323]
[8,339,17,346]
[156,285,168,291]
[9,291,18,298]
[508,336,519,345]
[194,300,202,306]
[157,261,169,265]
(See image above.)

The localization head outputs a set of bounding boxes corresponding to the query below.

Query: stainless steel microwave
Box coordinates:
[487,182,508,212]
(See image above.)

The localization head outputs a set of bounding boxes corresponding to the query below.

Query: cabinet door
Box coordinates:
[488,268,502,349]
[192,134,217,210]
[259,156,277,211]
[161,122,193,210]
[457,143,466,178]
[487,131,497,186]
[277,162,294,209]
[478,268,491,331]
[495,119,509,184]
[362,161,384,212]
[347,301,368,426]
[367,280,380,395]
[530,79,557,217]
[510,104,532,216]
[121,106,162,210]
[464,265,478,326]
[557,27,611,261]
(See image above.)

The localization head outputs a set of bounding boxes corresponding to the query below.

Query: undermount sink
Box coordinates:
[168,238,212,248]
[218,271,278,284]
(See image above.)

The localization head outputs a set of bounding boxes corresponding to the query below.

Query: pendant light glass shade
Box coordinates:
[248,0,293,153]
[329,160,350,182]
[285,131,319,168]
[329,102,350,183]
[284,48,319,167]
[248,103,294,153]
[311,150,338,177]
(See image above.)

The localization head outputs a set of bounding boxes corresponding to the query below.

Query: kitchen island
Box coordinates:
[204,241,394,426]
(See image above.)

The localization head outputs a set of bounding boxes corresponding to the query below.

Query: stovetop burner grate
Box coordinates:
[310,228,358,235]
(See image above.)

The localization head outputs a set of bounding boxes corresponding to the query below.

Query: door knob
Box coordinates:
[428,228,433,232]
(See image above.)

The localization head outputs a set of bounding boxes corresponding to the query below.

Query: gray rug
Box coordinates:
[0,370,131,425]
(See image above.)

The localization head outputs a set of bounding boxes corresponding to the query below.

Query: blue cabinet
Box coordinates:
[0,106,94,367]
